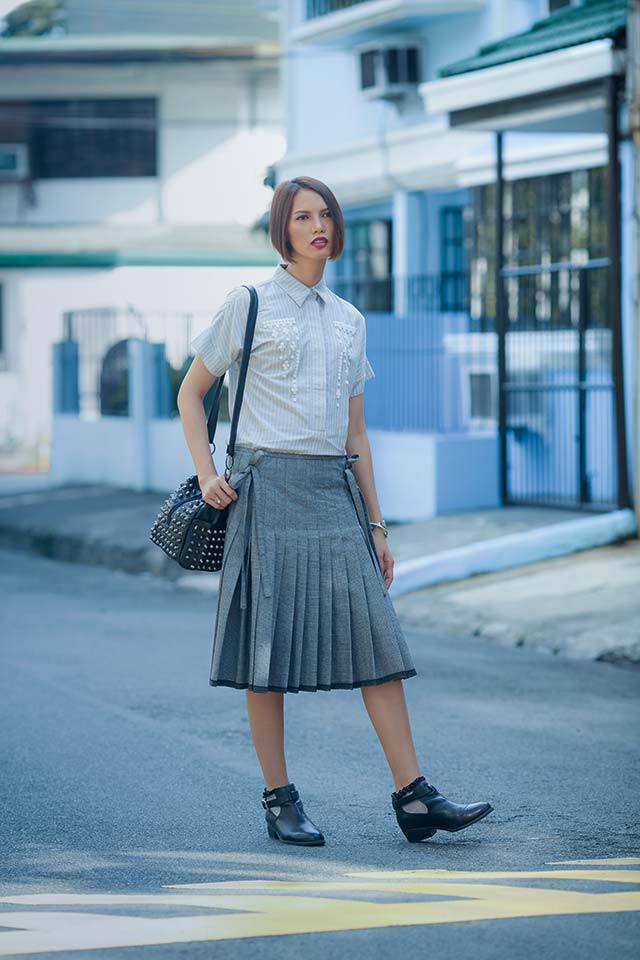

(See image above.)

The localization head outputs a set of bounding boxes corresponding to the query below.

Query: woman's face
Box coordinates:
[286,188,334,262]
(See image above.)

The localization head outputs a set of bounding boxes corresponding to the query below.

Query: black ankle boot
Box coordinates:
[391,776,494,842]
[262,783,325,846]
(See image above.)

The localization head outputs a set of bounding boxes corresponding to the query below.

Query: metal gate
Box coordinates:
[497,259,624,510]
[494,103,631,512]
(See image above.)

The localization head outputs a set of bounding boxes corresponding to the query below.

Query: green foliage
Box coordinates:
[1,0,65,38]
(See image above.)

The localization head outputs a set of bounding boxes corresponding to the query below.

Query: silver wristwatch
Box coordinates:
[369,519,388,538]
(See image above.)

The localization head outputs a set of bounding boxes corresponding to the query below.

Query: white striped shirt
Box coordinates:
[190,262,376,455]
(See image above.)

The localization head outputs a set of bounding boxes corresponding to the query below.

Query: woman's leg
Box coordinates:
[245,690,289,791]
[360,679,421,792]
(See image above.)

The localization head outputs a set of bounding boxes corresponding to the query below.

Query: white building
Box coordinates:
[0,0,284,470]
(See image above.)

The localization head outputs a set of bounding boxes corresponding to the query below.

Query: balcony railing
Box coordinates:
[306,0,369,18]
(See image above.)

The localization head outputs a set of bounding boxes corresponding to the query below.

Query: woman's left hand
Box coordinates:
[372,527,394,588]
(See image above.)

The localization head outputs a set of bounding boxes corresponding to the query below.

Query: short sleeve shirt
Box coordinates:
[190,263,376,455]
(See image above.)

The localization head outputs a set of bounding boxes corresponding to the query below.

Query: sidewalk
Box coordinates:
[393,539,640,665]
[0,477,637,663]
[0,479,590,578]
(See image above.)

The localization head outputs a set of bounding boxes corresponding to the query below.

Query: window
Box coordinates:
[465,167,607,330]
[465,183,496,331]
[440,206,468,311]
[334,218,392,312]
[32,99,157,178]
[11,98,158,179]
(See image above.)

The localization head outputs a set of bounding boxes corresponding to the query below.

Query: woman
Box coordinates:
[177,175,494,846]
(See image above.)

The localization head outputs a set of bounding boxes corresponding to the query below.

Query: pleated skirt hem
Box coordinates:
[210,666,418,695]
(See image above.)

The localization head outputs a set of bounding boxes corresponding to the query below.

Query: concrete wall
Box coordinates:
[370,427,499,519]
[51,411,501,519]
[51,414,142,488]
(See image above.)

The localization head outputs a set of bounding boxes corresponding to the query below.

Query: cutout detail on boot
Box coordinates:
[401,799,430,814]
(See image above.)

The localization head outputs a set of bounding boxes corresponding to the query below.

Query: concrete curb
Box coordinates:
[1,506,636,602]
[0,525,184,581]
[389,508,638,597]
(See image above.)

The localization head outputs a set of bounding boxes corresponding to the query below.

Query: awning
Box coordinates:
[420,38,623,133]
[420,0,627,133]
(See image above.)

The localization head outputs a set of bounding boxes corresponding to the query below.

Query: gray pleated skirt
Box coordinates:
[208,444,417,693]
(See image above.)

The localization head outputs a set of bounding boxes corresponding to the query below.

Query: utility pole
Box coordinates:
[628,1,640,526]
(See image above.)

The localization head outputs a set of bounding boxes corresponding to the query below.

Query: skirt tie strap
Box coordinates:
[228,448,272,609]
[344,453,383,579]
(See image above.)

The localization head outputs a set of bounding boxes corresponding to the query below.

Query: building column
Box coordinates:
[52,340,79,414]
[128,338,156,491]
[392,189,423,316]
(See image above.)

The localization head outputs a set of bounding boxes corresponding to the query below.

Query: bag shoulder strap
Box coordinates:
[204,284,258,471]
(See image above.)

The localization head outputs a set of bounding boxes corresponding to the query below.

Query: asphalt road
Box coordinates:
[1,548,639,959]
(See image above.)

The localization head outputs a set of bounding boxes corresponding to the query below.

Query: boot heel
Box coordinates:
[266,820,279,840]
[402,825,437,843]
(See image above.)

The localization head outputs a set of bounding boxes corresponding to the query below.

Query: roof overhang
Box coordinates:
[419,38,624,132]
[0,34,280,65]
[289,0,486,45]
[0,223,278,269]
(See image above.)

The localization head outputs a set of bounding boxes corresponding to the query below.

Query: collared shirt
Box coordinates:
[190,262,375,455]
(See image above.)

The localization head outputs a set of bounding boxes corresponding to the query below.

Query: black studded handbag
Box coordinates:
[149,284,258,571]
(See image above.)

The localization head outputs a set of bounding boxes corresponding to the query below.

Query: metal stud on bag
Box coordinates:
[149,285,258,571]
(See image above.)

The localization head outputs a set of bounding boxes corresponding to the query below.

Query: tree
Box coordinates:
[0,0,65,38]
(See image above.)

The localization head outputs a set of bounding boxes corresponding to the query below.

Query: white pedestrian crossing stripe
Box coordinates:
[0,859,638,955]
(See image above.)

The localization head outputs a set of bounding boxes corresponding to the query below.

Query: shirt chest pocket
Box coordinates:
[258,316,302,383]
[332,319,358,398]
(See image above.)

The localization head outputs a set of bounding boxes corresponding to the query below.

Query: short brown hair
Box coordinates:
[269,175,345,264]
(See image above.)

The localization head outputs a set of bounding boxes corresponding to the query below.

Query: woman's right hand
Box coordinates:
[200,474,239,510]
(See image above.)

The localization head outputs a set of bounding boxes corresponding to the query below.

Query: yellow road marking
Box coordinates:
[0,859,638,955]
[547,858,640,866]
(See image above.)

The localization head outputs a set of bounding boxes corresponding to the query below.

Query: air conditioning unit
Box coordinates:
[357,41,422,103]
[0,143,29,180]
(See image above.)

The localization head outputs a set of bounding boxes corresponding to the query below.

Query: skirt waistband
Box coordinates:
[234,443,347,460]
